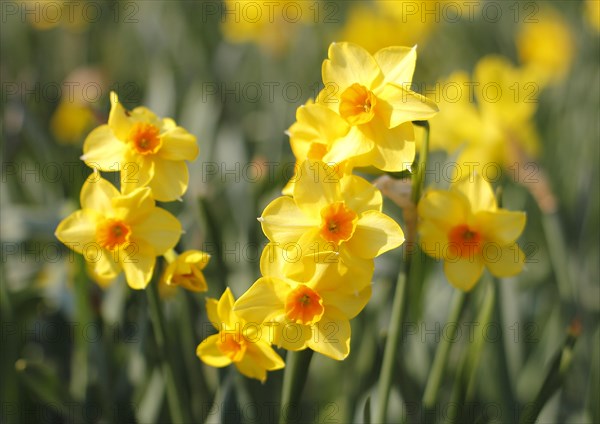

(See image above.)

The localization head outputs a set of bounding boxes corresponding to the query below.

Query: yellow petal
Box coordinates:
[196,334,232,367]
[306,307,351,360]
[86,257,120,288]
[158,128,199,161]
[353,120,415,172]
[235,359,267,382]
[452,174,497,213]
[81,125,125,171]
[418,190,470,230]
[320,282,371,320]
[418,220,448,260]
[131,106,161,126]
[322,42,383,93]
[324,126,375,165]
[111,188,154,224]
[206,298,221,330]
[131,208,182,255]
[484,244,525,278]
[108,91,133,140]
[121,243,155,289]
[476,210,526,245]
[373,45,416,87]
[217,287,237,328]
[260,197,316,244]
[341,174,382,214]
[443,256,484,291]
[55,210,98,254]
[377,84,439,128]
[120,153,154,195]
[270,321,311,351]
[292,160,342,214]
[259,243,288,280]
[344,210,404,258]
[80,175,119,212]
[233,277,290,324]
[149,159,189,202]
[239,341,285,381]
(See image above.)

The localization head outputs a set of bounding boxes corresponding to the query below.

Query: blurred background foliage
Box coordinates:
[1,0,599,423]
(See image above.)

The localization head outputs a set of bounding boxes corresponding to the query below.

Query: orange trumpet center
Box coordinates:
[128,122,162,155]
[96,218,132,251]
[319,201,358,245]
[448,224,483,258]
[285,285,324,325]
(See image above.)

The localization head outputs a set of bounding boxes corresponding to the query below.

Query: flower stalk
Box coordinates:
[279,349,314,424]
[146,277,191,424]
[375,120,430,423]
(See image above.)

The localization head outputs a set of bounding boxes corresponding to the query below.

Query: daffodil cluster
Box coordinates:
[55,92,209,291]
[197,43,437,381]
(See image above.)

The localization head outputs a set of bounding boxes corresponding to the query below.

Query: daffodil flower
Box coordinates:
[259,160,404,280]
[233,245,371,360]
[196,288,285,382]
[316,42,438,172]
[81,92,199,201]
[418,174,526,291]
[55,174,182,289]
[161,249,211,292]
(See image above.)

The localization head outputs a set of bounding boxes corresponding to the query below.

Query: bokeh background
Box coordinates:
[1,1,599,423]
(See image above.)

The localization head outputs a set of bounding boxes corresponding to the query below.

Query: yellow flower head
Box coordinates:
[220,1,313,55]
[161,250,211,293]
[316,42,438,172]
[516,6,575,85]
[55,174,182,289]
[50,100,96,145]
[196,288,285,382]
[259,160,404,279]
[429,57,540,178]
[81,92,199,202]
[418,174,526,291]
[233,246,372,360]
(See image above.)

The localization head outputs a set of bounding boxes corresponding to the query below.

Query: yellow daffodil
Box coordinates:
[220,1,313,55]
[429,57,540,179]
[316,42,438,172]
[161,249,210,292]
[337,1,437,54]
[81,92,198,202]
[418,174,526,291]
[283,101,352,195]
[516,6,575,86]
[196,288,285,382]
[233,246,372,360]
[55,174,182,289]
[586,0,600,33]
[259,160,404,279]
[50,100,97,145]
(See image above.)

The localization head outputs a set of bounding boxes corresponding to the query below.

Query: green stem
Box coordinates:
[542,212,575,305]
[375,270,408,423]
[422,290,467,408]
[375,121,430,423]
[279,349,314,424]
[146,281,190,424]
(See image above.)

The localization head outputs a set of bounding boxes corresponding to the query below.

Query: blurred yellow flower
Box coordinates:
[516,6,575,85]
[429,57,540,178]
[196,288,285,382]
[233,247,371,360]
[82,92,198,202]
[259,160,404,274]
[317,42,438,172]
[220,0,313,54]
[161,249,210,292]
[50,100,96,145]
[418,174,526,291]
[55,174,182,289]
[337,1,437,54]
[586,0,600,32]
